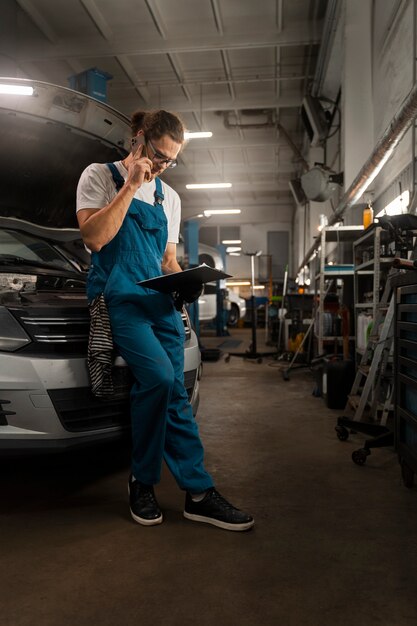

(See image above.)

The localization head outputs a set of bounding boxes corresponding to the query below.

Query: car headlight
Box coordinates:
[0,306,31,351]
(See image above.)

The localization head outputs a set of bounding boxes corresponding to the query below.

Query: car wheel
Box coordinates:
[227,303,239,327]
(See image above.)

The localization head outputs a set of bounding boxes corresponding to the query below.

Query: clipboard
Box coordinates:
[137,263,232,293]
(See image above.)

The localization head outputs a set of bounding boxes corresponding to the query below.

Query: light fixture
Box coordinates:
[222,240,241,244]
[226,281,251,287]
[184,131,213,139]
[186,183,232,190]
[228,252,241,256]
[253,285,265,290]
[0,83,34,96]
[203,209,241,217]
[226,246,241,253]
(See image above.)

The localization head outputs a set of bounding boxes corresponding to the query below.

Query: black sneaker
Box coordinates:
[184,488,254,531]
[128,475,163,526]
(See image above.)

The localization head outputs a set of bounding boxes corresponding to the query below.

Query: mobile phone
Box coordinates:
[131,134,146,154]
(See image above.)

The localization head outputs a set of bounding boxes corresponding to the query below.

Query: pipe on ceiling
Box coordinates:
[297,79,417,274]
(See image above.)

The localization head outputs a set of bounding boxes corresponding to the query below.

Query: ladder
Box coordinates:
[335,269,396,464]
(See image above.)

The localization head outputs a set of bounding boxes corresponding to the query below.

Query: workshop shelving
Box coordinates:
[353,226,394,358]
[313,225,364,355]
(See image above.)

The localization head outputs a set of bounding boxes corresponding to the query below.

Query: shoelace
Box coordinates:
[209,489,236,511]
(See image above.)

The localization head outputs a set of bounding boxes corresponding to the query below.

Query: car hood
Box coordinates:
[0,77,131,229]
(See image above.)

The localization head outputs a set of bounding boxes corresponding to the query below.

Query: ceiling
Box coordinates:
[3,0,329,226]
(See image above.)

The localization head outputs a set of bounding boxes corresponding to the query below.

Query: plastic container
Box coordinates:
[363,204,374,229]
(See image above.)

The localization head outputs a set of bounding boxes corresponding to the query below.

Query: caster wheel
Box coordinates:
[401,460,415,488]
[282,371,290,381]
[352,448,370,465]
[335,425,349,441]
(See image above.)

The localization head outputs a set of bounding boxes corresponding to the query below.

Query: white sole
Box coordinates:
[183,511,254,531]
[130,508,163,526]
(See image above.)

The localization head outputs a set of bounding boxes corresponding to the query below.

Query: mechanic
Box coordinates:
[76,109,254,531]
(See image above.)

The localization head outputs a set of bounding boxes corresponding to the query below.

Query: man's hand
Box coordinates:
[126,143,153,187]
[173,282,204,311]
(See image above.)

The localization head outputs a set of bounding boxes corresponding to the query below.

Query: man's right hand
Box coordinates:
[127,144,153,187]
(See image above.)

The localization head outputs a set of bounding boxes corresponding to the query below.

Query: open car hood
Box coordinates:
[0,77,131,229]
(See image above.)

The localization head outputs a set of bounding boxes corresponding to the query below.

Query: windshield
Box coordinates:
[0,229,77,272]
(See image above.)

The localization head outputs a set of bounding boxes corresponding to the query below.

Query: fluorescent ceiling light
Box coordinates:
[0,83,34,96]
[253,285,265,290]
[222,240,241,244]
[184,131,213,139]
[229,252,241,256]
[226,246,241,253]
[226,281,251,286]
[186,183,232,190]
[204,209,241,216]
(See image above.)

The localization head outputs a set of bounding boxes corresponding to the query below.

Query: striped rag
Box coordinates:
[87,294,115,397]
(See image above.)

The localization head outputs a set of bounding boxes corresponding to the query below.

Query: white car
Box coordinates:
[176,243,246,325]
[0,78,201,452]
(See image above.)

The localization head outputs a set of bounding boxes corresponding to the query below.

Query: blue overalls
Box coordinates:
[87,163,214,493]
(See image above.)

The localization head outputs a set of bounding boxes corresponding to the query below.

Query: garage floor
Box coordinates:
[2,328,417,626]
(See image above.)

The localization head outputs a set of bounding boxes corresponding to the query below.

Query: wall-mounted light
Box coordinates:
[184,131,213,139]
[203,209,241,217]
[0,83,34,96]
[222,240,241,244]
[375,189,410,217]
[186,183,232,190]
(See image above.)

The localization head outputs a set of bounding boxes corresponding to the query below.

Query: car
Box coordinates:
[176,242,246,325]
[0,78,201,452]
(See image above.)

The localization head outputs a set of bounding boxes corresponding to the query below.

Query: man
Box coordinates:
[76,109,254,531]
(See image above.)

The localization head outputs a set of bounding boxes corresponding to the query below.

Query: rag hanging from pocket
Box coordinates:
[88,294,114,397]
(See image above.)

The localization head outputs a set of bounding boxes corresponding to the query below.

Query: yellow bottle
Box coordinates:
[363,204,374,229]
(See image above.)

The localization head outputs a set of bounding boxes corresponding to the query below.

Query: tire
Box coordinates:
[227,304,240,327]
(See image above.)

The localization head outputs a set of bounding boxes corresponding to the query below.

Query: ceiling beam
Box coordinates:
[15,0,59,43]
[111,93,302,114]
[79,0,113,40]
[16,26,322,62]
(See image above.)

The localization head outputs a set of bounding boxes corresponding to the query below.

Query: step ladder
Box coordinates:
[335,269,396,464]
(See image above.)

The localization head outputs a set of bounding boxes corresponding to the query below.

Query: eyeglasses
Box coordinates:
[146,139,178,169]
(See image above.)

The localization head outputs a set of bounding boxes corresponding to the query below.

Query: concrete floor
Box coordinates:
[1,328,417,625]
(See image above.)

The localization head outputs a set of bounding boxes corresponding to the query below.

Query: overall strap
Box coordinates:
[106,163,125,191]
[154,177,164,206]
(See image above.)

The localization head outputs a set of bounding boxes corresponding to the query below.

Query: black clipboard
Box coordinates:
[137,263,232,293]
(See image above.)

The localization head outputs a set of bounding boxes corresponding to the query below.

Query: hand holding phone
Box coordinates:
[129,134,152,184]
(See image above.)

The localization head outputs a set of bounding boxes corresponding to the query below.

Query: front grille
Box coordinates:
[184,369,197,398]
[50,367,197,433]
[48,366,132,432]
[9,302,191,356]
[10,304,90,356]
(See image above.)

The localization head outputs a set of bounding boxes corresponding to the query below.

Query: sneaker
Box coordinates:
[128,475,163,526]
[184,488,254,531]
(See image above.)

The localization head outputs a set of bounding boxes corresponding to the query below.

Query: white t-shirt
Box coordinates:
[76,161,181,244]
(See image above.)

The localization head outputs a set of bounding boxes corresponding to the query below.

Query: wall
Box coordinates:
[297,0,416,275]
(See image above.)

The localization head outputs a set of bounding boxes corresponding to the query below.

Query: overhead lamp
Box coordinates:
[203,209,241,217]
[226,281,251,287]
[186,183,232,190]
[0,83,34,96]
[253,285,265,290]
[184,131,213,139]
[226,246,241,253]
[222,240,241,244]
[228,252,241,256]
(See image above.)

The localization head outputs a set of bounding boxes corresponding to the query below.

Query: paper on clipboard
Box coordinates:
[137,263,232,293]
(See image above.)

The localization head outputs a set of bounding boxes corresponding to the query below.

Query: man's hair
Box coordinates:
[131,110,185,144]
